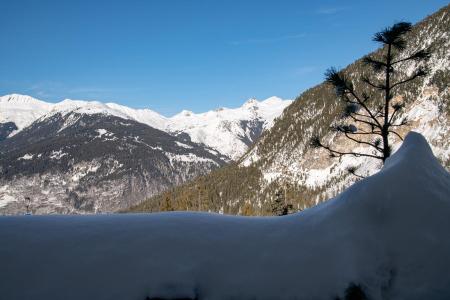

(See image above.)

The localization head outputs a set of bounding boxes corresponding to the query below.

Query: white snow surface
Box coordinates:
[167,97,292,159]
[0,94,52,135]
[1,132,449,300]
[0,94,291,159]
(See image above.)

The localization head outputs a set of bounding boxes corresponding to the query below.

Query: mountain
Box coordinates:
[128,4,450,215]
[0,94,292,160]
[0,94,289,214]
[0,111,227,214]
[0,94,52,140]
[167,96,291,160]
[2,132,450,300]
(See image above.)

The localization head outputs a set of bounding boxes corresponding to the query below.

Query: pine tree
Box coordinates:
[312,22,430,170]
[271,190,292,216]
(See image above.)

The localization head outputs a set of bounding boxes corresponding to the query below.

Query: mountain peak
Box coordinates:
[261,96,283,104]
[243,98,259,107]
[174,110,195,117]
[0,94,43,104]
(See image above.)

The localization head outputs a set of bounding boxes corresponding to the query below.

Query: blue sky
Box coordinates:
[0,0,448,116]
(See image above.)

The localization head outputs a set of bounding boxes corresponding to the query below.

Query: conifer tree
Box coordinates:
[271,190,292,216]
[312,22,430,167]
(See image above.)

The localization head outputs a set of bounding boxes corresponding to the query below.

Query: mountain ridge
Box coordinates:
[0,93,291,159]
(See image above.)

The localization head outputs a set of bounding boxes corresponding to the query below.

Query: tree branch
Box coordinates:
[391,69,426,89]
[347,89,383,128]
[348,114,381,129]
[389,130,404,141]
[392,49,431,65]
[344,132,383,152]
[315,142,384,160]
[345,130,383,136]
[388,104,403,125]
[362,77,385,90]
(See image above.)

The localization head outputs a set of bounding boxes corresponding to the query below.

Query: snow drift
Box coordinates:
[0,132,449,300]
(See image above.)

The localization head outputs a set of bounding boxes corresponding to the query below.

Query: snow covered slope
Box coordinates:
[1,132,449,300]
[0,94,291,160]
[0,94,53,134]
[167,97,292,159]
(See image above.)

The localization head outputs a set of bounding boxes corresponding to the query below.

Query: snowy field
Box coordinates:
[0,132,449,300]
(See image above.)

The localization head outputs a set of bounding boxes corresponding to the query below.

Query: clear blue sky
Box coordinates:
[0,0,448,116]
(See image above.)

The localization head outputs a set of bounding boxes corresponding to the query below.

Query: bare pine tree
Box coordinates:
[312,22,430,171]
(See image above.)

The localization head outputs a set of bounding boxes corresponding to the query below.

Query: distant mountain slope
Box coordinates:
[0,94,291,160]
[0,112,227,214]
[128,4,450,215]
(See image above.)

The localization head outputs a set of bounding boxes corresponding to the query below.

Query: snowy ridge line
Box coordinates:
[1,132,449,299]
[0,94,292,159]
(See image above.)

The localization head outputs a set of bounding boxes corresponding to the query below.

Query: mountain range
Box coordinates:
[0,94,291,214]
[129,4,450,215]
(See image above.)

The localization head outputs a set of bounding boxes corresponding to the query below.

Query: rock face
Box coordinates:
[1,132,450,300]
[130,4,450,215]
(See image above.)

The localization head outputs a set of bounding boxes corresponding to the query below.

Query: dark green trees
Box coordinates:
[271,190,293,216]
[313,22,430,164]
[334,283,369,300]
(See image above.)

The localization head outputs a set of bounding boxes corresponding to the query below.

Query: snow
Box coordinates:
[175,141,193,149]
[95,129,115,140]
[96,128,108,137]
[17,153,34,160]
[71,161,101,182]
[165,152,218,166]
[0,94,291,159]
[0,194,16,208]
[49,150,68,160]
[0,94,52,136]
[1,132,449,299]
[167,96,292,159]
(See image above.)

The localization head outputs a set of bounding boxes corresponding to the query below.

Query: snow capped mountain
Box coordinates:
[0,94,52,133]
[0,94,291,160]
[2,132,450,299]
[167,96,292,159]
